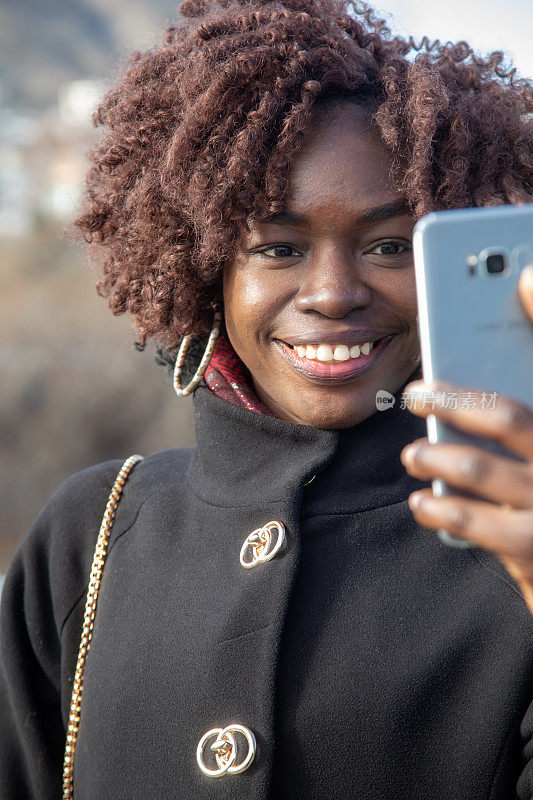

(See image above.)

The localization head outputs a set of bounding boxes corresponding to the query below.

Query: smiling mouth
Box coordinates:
[275,334,396,383]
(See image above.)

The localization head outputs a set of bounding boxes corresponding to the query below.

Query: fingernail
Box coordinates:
[401,443,421,467]
[521,264,533,286]
[409,492,424,510]
[404,380,425,395]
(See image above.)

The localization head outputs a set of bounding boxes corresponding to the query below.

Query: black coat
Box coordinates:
[1,379,533,799]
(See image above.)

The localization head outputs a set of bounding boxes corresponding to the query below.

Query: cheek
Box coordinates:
[403,272,419,315]
[377,270,418,319]
[223,264,294,347]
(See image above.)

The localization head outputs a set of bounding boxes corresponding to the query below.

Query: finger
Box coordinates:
[408,489,533,561]
[402,380,533,462]
[401,441,533,510]
[518,265,533,321]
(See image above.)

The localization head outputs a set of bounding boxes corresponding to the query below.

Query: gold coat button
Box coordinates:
[239,521,286,569]
[196,724,256,777]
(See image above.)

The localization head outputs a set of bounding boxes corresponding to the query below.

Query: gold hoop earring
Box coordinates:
[173,306,223,397]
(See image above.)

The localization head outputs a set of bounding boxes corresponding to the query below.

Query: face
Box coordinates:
[222,105,421,428]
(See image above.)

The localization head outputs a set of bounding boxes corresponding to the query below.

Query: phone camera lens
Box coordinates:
[485,253,506,274]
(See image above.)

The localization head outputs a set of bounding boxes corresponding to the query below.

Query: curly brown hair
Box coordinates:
[66,0,533,349]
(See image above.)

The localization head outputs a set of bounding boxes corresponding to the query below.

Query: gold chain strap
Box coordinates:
[62,454,144,799]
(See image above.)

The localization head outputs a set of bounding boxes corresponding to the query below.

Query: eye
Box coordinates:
[368,240,412,256]
[255,244,302,259]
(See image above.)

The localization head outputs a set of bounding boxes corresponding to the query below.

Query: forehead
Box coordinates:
[282,106,401,226]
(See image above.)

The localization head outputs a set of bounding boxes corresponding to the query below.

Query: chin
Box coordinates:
[287,391,382,429]
[257,354,421,428]
[302,409,378,429]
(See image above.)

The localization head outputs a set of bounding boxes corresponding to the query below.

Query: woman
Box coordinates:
[1,0,533,797]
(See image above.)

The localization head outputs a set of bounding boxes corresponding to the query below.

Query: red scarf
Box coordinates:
[204,332,274,416]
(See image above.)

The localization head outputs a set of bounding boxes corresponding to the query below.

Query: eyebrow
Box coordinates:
[259,199,411,228]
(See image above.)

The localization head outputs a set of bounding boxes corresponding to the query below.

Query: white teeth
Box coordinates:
[333,345,350,361]
[316,344,334,362]
[293,340,379,362]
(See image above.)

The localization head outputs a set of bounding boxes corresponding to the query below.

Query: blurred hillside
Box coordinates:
[0,0,178,110]
[0,0,194,573]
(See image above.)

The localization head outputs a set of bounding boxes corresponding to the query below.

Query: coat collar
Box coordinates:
[187,367,429,510]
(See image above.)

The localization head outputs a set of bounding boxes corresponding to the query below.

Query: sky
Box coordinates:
[372,0,533,81]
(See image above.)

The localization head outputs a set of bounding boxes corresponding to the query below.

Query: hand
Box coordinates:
[400,265,533,614]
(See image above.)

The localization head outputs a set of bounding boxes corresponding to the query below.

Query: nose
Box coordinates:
[293,246,373,318]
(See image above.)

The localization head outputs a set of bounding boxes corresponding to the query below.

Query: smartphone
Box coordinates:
[412,203,533,548]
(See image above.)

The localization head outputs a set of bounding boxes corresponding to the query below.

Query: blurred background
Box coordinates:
[1,0,532,578]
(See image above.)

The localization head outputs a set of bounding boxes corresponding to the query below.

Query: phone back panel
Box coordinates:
[412,203,533,545]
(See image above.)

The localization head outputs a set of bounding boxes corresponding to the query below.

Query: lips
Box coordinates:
[281,330,396,348]
[275,334,396,383]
